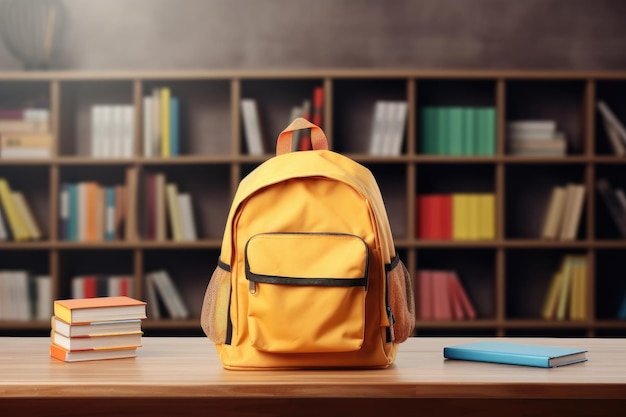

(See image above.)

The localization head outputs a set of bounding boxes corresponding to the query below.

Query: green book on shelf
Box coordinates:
[463,107,475,156]
[448,107,464,156]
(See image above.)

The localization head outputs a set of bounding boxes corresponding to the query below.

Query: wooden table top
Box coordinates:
[1,337,625,399]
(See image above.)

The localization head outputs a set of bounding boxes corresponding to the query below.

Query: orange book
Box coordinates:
[53,296,147,324]
[84,182,100,241]
[50,343,137,362]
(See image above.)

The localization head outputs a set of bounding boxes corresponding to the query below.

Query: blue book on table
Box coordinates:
[443,341,587,368]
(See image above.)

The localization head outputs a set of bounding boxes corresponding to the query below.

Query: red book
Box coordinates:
[312,86,324,127]
[84,276,97,298]
[417,195,438,239]
[450,272,477,319]
[446,272,466,320]
[432,271,453,320]
[145,173,156,240]
[436,195,453,239]
[418,270,433,319]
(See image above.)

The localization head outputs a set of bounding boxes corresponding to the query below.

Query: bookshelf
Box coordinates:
[1,69,626,337]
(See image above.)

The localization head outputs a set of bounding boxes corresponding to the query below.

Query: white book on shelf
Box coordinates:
[150,270,189,319]
[35,275,52,321]
[100,105,114,158]
[385,101,408,156]
[122,105,134,158]
[177,192,198,241]
[597,100,626,147]
[240,98,265,155]
[23,109,50,122]
[506,120,557,133]
[12,270,30,321]
[368,101,389,155]
[71,276,84,299]
[90,105,102,158]
[111,105,124,158]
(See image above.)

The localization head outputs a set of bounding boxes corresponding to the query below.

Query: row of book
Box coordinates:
[507,119,566,156]
[241,86,325,155]
[541,254,588,320]
[90,105,135,158]
[595,178,626,238]
[72,275,134,299]
[368,100,408,156]
[417,193,495,240]
[540,183,586,240]
[0,107,52,159]
[417,270,476,320]
[143,172,198,242]
[421,106,496,156]
[59,181,128,242]
[0,177,42,241]
[50,296,147,362]
[0,272,51,321]
[143,87,180,157]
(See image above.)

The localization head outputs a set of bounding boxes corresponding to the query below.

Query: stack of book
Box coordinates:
[90,105,135,158]
[0,107,52,159]
[507,120,566,156]
[50,296,147,362]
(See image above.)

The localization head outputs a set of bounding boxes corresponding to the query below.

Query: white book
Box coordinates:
[177,192,197,241]
[35,275,52,321]
[507,120,557,133]
[369,101,388,155]
[241,98,265,155]
[150,270,189,319]
[1,147,51,159]
[386,101,408,156]
[122,105,134,158]
[90,105,102,158]
[99,105,114,158]
[23,109,50,122]
[111,105,124,158]
[143,96,154,157]
[71,276,84,299]
[13,270,31,321]
[597,101,626,147]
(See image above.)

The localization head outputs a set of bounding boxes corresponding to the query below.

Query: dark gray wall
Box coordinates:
[1,0,625,71]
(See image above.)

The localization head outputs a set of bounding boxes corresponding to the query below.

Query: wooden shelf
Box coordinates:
[1,69,626,337]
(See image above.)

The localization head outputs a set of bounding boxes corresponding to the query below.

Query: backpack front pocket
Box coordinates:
[245,232,369,353]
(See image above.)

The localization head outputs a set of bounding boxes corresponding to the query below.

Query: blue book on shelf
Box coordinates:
[617,291,626,320]
[169,96,179,157]
[443,341,587,368]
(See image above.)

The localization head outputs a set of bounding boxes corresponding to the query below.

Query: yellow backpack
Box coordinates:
[201,118,415,369]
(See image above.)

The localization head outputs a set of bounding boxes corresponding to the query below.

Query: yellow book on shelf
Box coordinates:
[478,193,495,240]
[160,87,171,157]
[11,191,41,240]
[467,194,480,240]
[0,178,30,241]
[541,269,564,320]
[452,193,470,240]
[556,255,574,320]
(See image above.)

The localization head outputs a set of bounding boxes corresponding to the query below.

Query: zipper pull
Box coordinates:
[249,279,257,294]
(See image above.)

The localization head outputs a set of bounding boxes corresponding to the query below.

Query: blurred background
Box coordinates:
[1,0,626,71]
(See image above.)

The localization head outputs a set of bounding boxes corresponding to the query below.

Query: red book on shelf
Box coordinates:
[437,195,453,239]
[432,270,453,320]
[418,270,433,319]
[312,86,324,128]
[450,271,477,319]
[446,271,466,320]
[417,195,438,239]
